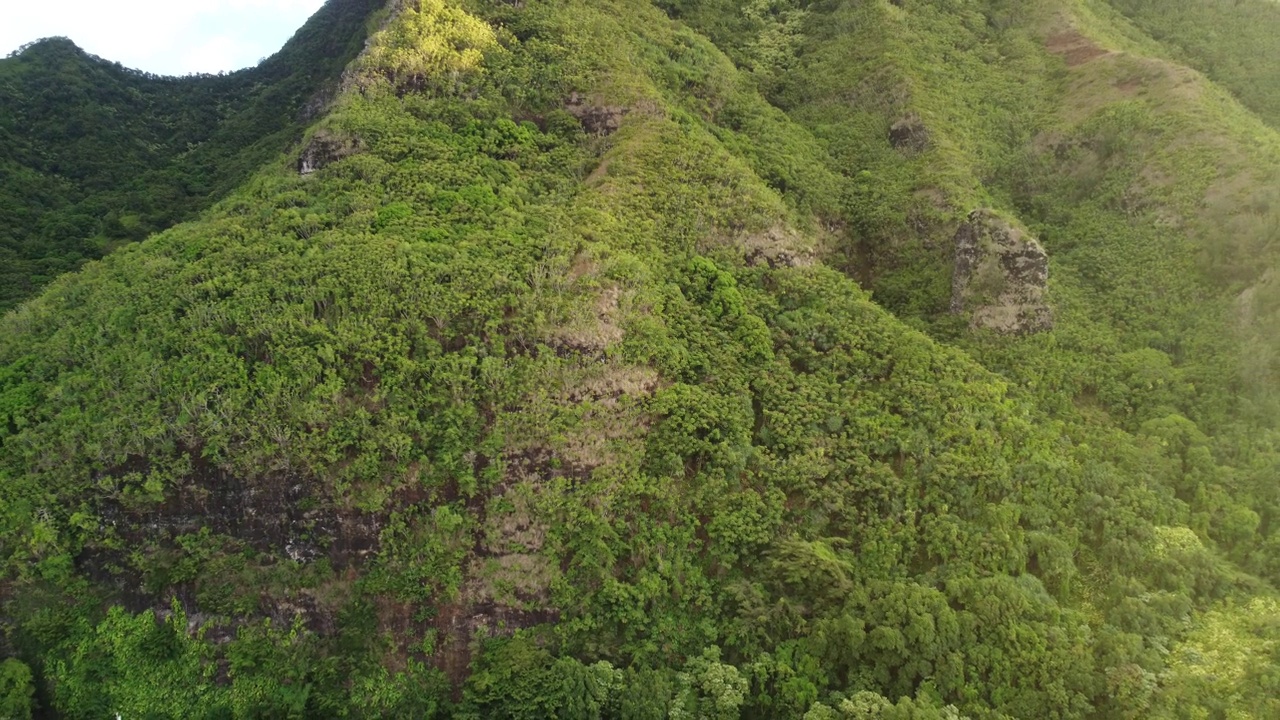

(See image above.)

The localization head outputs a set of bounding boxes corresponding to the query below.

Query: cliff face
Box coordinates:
[3,0,1280,718]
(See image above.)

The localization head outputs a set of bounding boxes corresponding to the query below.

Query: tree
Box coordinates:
[0,659,35,720]
[671,647,749,720]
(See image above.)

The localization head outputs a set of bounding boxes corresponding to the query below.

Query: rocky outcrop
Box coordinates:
[298,129,364,174]
[950,209,1052,334]
[297,81,340,124]
[889,112,930,152]
[79,449,384,616]
[566,92,626,135]
[740,225,815,269]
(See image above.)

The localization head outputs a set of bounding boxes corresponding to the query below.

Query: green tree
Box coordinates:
[671,647,749,720]
[0,659,34,720]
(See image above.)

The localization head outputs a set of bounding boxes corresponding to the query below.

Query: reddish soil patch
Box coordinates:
[431,601,473,695]
[1115,76,1144,94]
[1047,29,1109,67]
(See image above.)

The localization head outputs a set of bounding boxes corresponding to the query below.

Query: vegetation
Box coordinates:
[0,0,387,313]
[2,0,1280,717]
[1104,0,1280,129]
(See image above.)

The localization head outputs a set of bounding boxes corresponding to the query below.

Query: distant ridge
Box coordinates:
[0,0,385,312]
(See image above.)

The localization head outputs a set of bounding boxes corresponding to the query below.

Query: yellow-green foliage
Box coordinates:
[1162,597,1280,719]
[358,0,497,91]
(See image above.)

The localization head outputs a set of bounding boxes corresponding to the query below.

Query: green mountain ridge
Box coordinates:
[2,0,1280,717]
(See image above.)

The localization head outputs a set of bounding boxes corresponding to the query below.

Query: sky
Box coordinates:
[0,0,329,76]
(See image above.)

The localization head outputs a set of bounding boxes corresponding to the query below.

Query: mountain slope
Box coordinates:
[1104,0,1280,130]
[1,0,1279,718]
[0,0,386,313]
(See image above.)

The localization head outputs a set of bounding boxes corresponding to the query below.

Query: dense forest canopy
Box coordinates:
[0,0,386,313]
[2,0,1280,717]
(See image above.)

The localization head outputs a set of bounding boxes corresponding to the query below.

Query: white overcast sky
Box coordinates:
[1,0,328,76]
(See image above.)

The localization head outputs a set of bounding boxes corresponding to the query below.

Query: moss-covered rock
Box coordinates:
[949,209,1052,334]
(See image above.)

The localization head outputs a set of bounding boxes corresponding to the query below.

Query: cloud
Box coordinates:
[0,0,327,75]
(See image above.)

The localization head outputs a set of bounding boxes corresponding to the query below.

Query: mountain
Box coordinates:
[1,0,1279,717]
[0,0,387,313]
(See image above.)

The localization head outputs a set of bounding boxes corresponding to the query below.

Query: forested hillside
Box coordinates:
[2,0,1279,718]
[1105,0,1280,129]
[0,0,386,313]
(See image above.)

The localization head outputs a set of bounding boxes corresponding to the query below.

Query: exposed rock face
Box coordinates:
[740,225,815,269]
[80,450,384,618]
[889,112,930,152]
[298,81,340,124]
[298,129,364,174]
[950,209,1052,334]
[566,92,626,135]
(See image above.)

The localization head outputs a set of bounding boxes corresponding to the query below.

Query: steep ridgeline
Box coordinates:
[0,0,387,313]
[1103,0,1280,131]
[0,0,1279,718]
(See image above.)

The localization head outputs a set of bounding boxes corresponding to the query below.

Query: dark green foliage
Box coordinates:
[0,658,35,720]
[0,0,386,313]
[461,637,618,718]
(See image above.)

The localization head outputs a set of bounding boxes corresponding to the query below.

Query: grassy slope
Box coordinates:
[1102,0,1280,130]
[1,0,1280,717]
